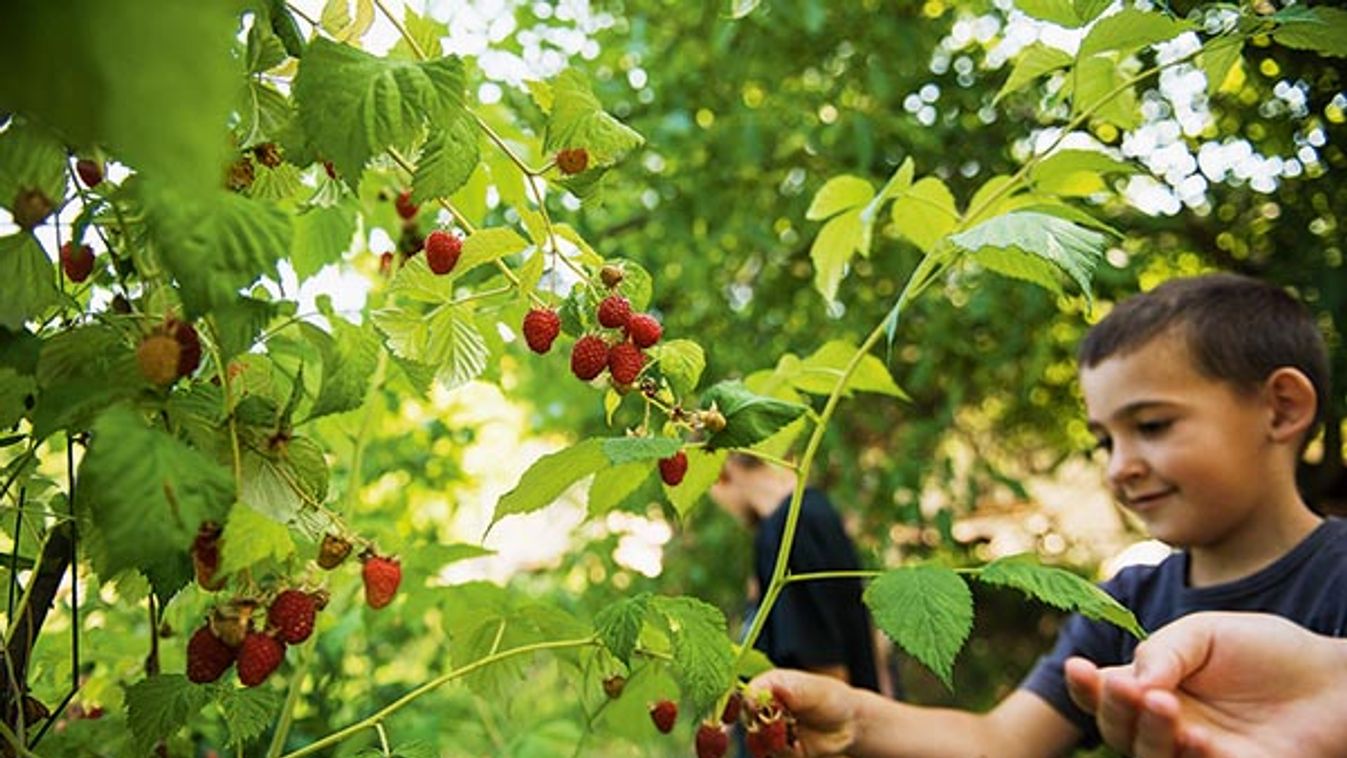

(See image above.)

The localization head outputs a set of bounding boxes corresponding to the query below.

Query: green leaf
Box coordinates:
[373,298,488,391]
[491,439,607,527]
[32,325,143,438]
[735,645,776,679]
[729,0,762,20]
[458,227,531,276]
[607,257,654,312]
[388,4,447,61]
[648,339,705,397]
[1029,149,1137,196]
[1273,7,1347,58]
[864,566,973,688]
[805,175,874,221]
[996,43,1073,103]
[246,14,288,74]
[303,317,379,421]
[237,80,294,149]
[595,592,650,665]
[791,340,907,399]
[701,380,809,451]
[142,185,292,318]
[890,176,959,254]
[976,554,1145,638]
[237,436,328,524]
[949,211,1108,303]
[412,114,481,202]
[124,675,215,755]
[213,296,279,363]
[587,462,650,517]
[1201,38,1244,97]
[1071,55,1141,130]
[291,200,359,280]
[1078,10,1192,58]
[0,234,61,331]
[1073,0,1112,25]
[214,681,284,747]
[1014,0,1082,27]
[543,69,645,165]
[811,208,868,303]
[602,437,683,466]
[651,596,735,714]
[0,119,68,218]
[218,502,296,575]
[0,368,35,430]
[294,39,470,185]
[663,447,729,519]
[525,79,553,114]
[0,1,239,198]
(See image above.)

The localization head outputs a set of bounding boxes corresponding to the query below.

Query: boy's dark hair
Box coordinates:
[1079,273,1330,436]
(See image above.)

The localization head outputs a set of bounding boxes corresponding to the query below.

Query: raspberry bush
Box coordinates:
[0,1,1342,756]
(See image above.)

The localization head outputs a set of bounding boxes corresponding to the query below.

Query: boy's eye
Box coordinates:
[1137,419,1172,436]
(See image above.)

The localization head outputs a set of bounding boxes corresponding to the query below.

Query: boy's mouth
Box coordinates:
[1125,488,1176,510]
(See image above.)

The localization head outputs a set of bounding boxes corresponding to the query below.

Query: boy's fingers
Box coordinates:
[1063,657,1103,713]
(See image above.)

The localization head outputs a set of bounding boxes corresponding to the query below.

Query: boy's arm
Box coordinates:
[754,669,1082,758]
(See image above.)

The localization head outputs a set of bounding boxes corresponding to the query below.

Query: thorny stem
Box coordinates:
[278,637,599,758]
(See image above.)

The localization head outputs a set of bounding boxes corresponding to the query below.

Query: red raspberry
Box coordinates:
[556,147,589,175]
[186,626,236,683]
[394,190,418,220]
[648,699,677,734]
[76,158,104,188]
[570,335,609,381]
[696,722,730,758]
[361,553,402,610]
[236,631,285,687]
[597,294,631,329]
[626,313,662,348]
[522,308,561,354]
[658,451,688,486]
[721,691,743,724]
[268,589,317,644]
[425,230,462,275]
[191,521,225,591]
[608,341,645,385]
[60,242,95,283]
[169,320,201,379]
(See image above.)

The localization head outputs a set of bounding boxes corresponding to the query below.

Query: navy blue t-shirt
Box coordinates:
[750,488,881,692]
[1021,517,1347,746]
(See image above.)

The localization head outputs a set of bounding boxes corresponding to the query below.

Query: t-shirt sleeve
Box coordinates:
[765,503,861,669]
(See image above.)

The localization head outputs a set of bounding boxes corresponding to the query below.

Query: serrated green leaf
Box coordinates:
[1073,0,1112,25]
[303,317,379,420]
[388,4,447,61]
[651,596,735,714]
[213,296,279,363]
[649,339,705,397]
[976,554,1145,638]
[805,175,874,221]
[607,257,654,311]
[663,447,729,519]
[294,39,469,185]
[413,114,480,203]
[0,2,238,198]
[949,211,1107,303]
[31,325,143,438]
[544,69,644,165]
[142,185,292,318]
[215,683,284,747]
[459,227,530,275]
[246,18,287,75]
[218,501,296,575]
[701,380,808,451]
[602,437,683,465]
[1078,10,1192,58]
[373,299,488,391]
[0,119,68,218]
[1201,37,1244,96]
[735,645,776,679]
[1014,0,1081,27]
[292,200,359,279]
[0,368,35,430]
[525,79,553,114]
[238,436,328,523]
[237,80,294,149]
[492,439,607,527]
[1030,149,1137,196]
[890,176,959,254]
[791,340,907,399]
[78,396,227,591]
[864,566,972,688]
[0,234,61,331]
[588,462,651,518]
[595,593,650,665]
[1273,7,1347,58]
[124,675,215,755]
[996,43,1073,103]
[1071,55,1141,130]
[811,208,867,303]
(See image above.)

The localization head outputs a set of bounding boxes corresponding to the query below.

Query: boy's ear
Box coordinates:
[1263,367,1317,444]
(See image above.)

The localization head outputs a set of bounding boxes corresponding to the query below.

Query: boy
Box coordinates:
[748,273,1347,756]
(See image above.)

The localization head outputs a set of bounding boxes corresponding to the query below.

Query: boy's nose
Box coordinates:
[1106,443,1147,489]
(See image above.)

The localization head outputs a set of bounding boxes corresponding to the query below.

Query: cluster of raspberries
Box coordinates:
[641,688,798,758]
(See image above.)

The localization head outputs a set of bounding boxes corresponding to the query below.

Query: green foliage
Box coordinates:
[949,211,1111,303]
[650,595,735,715]
[976,554,1145,639]
[864,566,973,689]
[492,439,607,526]
[595,592,650,665]
[1272,6,1347,58]
[0,233,60,330]
[123,675,214,754]
[701,380,809,451]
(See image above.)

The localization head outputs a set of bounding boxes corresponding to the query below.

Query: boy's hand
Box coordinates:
[1064,611,1347,758]
[749,669,862,756]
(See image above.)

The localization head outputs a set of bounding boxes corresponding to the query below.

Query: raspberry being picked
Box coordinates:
[696,722,730,758]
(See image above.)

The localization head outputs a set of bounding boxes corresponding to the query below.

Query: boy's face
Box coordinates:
[709,461,751,522]
[1079,333,1275,548]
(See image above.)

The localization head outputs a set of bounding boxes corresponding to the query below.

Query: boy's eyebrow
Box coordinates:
[1086,400,1179,433]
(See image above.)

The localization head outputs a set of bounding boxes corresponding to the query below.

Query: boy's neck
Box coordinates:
[1187,500,1323,587]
